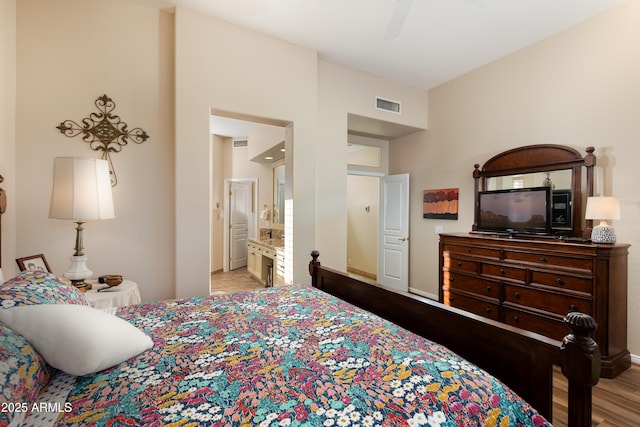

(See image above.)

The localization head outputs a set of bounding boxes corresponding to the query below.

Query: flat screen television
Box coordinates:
[476,186,552,235]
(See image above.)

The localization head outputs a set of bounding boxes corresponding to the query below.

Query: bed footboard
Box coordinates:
[309,251,599,426]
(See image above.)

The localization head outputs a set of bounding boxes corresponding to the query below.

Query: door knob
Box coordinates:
[398,237,409,241]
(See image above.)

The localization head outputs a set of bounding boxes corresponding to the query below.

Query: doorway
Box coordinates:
[346,172,410,291]
[210,111,292,282]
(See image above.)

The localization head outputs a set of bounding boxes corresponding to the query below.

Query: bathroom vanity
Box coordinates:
[247,235,284,286]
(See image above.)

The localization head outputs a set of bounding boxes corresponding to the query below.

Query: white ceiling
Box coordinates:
[143,0,625,90]
[142,0,626,139]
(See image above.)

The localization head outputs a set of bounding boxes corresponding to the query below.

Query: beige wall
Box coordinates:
[210,134,225,273]
[175,10,429,296]
[391,1,640,358]
[317,60,428,271]
[14,0,175,302]
[175,8,319,297]
[8,1,429,300]
[0,0,16,279]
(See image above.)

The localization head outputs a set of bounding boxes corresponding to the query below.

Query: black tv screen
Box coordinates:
[477,187,552,234]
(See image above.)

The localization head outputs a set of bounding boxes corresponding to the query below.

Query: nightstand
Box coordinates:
[84,279,141,309]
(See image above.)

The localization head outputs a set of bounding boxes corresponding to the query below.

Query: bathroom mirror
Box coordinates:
[273,164,285,224]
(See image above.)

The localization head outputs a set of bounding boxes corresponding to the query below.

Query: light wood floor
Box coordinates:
[210,269,640,425]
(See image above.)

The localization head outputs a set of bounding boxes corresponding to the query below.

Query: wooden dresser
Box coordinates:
[439,232,630,378]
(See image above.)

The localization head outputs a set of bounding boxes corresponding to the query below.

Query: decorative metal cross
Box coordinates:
[56,94,149,186]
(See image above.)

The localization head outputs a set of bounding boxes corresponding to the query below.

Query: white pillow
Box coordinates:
[0,304,153,376]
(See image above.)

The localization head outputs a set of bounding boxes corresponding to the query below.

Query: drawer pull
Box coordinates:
[485,285,492,292]
[555,278,564,285]
[540,256,547,262]
[467,248,472,253]
[449,277,454,282]
[457,261,462,267]
[485,307,492,313]
[570,304,578,311]
[512,315,519,323]
[499,268,505,275]
[514,292,521,299]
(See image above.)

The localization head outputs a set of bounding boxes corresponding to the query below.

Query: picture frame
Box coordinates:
[423,188,459,220]
[16,254,52,273]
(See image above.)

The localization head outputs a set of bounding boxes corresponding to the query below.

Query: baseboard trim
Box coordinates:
[409,287,438,301]
[346,267,376,281]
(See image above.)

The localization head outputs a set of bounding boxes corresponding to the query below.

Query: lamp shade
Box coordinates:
[585,196,620,221]
[49,157,115,221]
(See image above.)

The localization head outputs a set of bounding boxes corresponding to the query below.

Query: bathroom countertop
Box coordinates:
[249,238,284,250]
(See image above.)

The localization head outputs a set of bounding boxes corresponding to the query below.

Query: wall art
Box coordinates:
[423,188,459,220]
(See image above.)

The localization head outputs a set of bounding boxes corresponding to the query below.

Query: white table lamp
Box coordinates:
[585,196,620,244]
[49,157,115,290]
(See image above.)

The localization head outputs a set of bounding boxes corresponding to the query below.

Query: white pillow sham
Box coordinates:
[0,304,153,376]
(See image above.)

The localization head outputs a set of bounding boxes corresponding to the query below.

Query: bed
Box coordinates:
[0,181,599,427]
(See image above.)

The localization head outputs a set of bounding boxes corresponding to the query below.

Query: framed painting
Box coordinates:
[423,188,459,220]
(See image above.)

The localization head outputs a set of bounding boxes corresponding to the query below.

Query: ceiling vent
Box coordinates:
[233,139,248,148]
[375,96,401,114]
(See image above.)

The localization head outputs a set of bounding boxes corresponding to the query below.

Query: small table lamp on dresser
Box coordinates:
[49,157,115,291]
[585,196,620,244]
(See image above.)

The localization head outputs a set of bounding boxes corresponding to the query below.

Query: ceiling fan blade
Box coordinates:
[384,0,413,40]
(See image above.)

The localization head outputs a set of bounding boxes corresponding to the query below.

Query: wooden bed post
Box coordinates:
[309,250,320,287]
[561,312,600,427]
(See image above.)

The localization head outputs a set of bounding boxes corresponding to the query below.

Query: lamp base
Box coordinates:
[69,279,92,292]
[591,225,617,244]
[64,255,93,291]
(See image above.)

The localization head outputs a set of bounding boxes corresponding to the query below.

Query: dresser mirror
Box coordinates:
[473,144,595,237]
[486,169,575,229]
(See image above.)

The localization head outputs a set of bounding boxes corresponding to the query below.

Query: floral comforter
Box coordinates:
[52,285,549,427]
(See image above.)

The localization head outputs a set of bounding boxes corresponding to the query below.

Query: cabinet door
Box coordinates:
[247,249,255,274]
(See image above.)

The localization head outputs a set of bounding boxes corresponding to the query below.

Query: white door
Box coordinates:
[378,173,409,291]
[229,181,251,270]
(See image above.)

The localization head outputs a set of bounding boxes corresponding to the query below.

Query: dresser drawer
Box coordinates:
[448,291,500,321]
[530,270,592,295]
[503,250,592,271]
[444,244,500,259]
[503,307,566,341]
[447,256,478,273]
[503,284,591,316]
[481,263,526,283]
[448,273,500,299]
